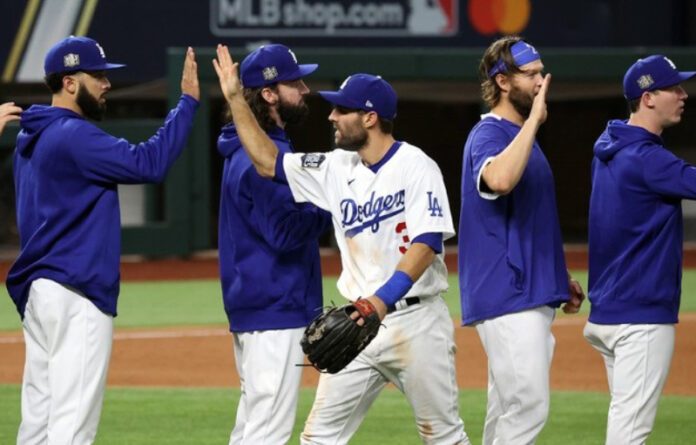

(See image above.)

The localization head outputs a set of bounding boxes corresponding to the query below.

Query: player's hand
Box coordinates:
[212,44,243,102]
[180,47,199,101]
[0,102,22,136]
[562,276,585,314]
[350,295,388,324]
[529,73,551,126]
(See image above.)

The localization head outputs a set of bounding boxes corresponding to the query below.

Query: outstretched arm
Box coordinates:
[212,44,278,178]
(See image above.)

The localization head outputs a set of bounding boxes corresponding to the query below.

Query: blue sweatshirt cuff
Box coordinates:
[180,94,200,109]
[274,152,288,184]
[412,232,443,254]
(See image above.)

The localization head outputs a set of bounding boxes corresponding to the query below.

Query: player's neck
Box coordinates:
[491,100,525,127]
[627,112,664,136]
[269,108,285,129]
[358,133,396,166]
[52,94,83,117]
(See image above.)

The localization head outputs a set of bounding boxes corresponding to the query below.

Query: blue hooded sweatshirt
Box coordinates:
[588,119,696,324]
[6,95,198,318]
[217,123,331,332]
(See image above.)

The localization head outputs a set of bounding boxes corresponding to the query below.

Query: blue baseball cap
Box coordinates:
[44,36,125,75]
[240,44,318,88]
[318,74,397,120]
[623,55,696,100]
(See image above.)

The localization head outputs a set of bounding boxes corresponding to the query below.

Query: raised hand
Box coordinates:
[212,44,242,102]
[530,73,551,125]
[180,47,200,101]
[0,102,22,136]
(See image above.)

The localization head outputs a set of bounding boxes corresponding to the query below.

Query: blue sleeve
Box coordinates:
[70,94,199,184]
[470,123,509,188]
[273,151,288,184]
[643,145,696,199]
[242,166,331,252]
[412,232,443,254]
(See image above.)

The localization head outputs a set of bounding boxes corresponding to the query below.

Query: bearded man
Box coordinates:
[215,43,332,445]
[7,36,199,444]
[457,36,585,445]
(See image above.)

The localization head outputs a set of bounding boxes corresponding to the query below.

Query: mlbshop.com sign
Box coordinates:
[210,0,458,36]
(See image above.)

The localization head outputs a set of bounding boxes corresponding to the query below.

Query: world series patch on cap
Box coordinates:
[240,44,318,88]
[623,55,696,100]
[44,36,125,75]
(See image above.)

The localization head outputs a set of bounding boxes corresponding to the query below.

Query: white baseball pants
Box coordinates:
[229,327,305,445]
[300,297,470,445]
[475,305,555,445]
[583,321,675,445]
[17,278,113,445]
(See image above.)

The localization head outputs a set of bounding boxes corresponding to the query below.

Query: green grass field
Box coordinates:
[2,270,696,443]
[0,385,694,444]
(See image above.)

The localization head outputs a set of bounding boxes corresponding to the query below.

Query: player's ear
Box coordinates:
[494,73,510,93]
[261,86,278,105]
[362,111,379,129]
[62,74,79,96]
[642,91,657,109]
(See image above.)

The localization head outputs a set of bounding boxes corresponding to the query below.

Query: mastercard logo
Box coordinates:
[468,0,531,35]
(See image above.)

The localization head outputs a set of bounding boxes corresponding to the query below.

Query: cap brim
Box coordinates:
[318,91,357,109]
[296,63,318,78]
[102,63,126,70]
[84,63,126,71]
[677,71,696,82]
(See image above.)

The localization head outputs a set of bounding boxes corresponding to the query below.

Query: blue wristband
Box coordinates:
[375,271,414,307]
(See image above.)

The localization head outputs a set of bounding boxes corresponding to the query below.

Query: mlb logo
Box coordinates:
[63,53,80,68]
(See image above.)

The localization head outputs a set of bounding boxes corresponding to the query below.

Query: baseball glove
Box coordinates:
[301,299,382,374]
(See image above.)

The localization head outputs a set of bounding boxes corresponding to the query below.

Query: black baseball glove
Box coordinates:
[301,299,382,374]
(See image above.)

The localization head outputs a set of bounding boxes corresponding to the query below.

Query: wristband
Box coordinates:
[375,271,414,307]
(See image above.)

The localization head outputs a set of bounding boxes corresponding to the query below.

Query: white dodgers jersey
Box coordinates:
[282,142,454,301]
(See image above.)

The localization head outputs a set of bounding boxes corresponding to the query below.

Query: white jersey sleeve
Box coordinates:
[281,151,335,211]
[402,148,455,241]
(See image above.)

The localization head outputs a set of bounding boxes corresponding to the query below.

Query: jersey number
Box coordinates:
[396,221,409,254]
[427,192,443,217]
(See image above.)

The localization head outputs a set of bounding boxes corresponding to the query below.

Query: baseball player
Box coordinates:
[458,36,584,445]
[217,44,331,445]
[213,45,471,445]
[0,101,22,135]
[5,37,199,444]
[585,55,696,445]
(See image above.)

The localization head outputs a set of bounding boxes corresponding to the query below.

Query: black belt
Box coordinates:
[387,297,421,313]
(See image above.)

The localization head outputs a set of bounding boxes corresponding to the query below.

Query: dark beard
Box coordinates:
[77,85,106,121]
[509,84,533,119]
[337,127,368,151]
[277,99,309,126]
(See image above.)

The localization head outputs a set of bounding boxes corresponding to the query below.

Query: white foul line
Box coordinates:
[0,328,230,344]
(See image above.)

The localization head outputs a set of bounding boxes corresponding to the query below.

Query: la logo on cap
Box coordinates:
[95,42,106,59]
[63,53,80,68]
[664,56,676,69]
[288,48,298,64]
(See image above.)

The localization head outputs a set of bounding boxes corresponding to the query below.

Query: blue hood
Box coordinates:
[16,105,81,157]
[217,122,242,158]
[217,122,288,159]
[594,119,663,162]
